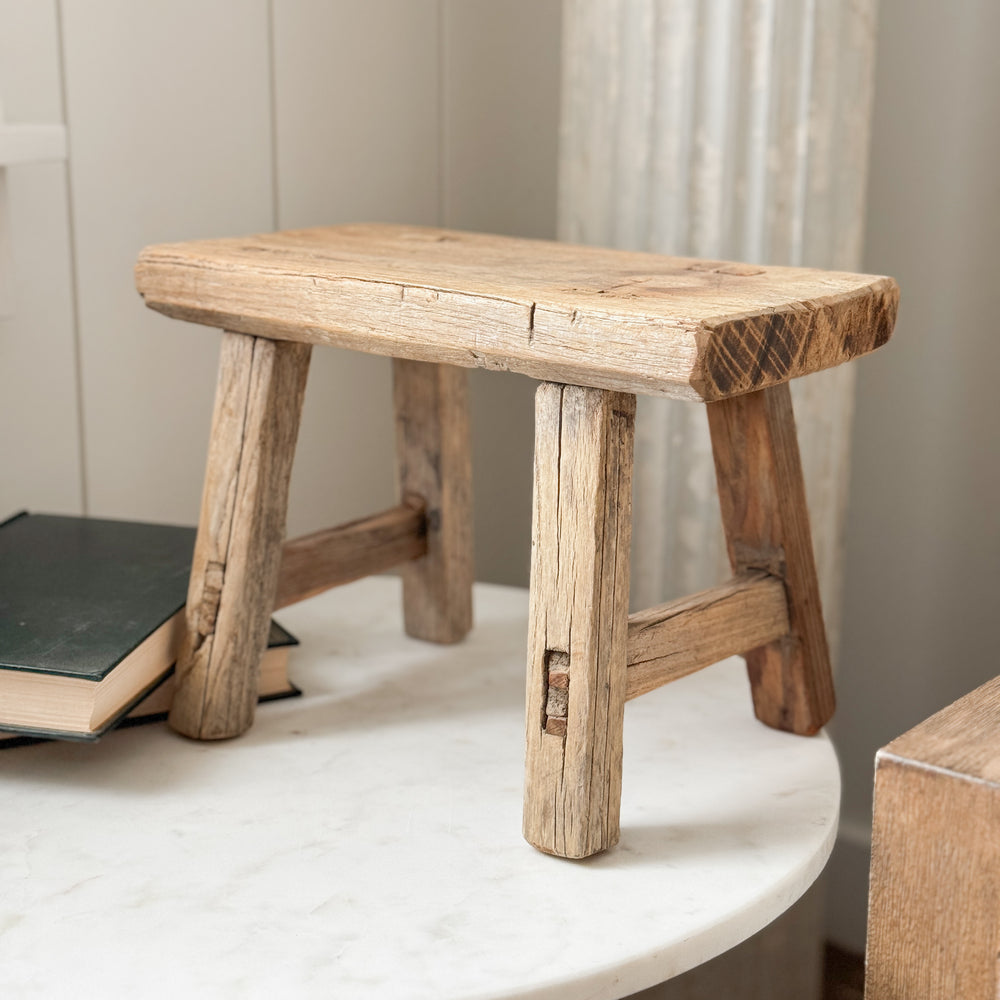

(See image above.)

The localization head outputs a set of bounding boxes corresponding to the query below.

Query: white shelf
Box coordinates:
[0,114,68,316]
[0,122,66,166]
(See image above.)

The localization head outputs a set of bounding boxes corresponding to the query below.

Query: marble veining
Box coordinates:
[0,577,838,999]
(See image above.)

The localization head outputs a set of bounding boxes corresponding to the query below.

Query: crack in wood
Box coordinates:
[193,560,226,639]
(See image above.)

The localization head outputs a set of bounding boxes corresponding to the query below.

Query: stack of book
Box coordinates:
[0,511,298,746]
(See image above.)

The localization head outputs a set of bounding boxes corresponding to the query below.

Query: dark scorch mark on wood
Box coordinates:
[694,280,899,400]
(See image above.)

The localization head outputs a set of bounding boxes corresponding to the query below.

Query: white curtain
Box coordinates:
[559,0,879,655]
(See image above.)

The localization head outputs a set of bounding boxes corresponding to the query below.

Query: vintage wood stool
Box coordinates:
[135,224,898,859]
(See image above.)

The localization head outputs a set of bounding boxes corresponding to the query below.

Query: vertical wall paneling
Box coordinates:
[441,0,561,239]
[270,0,440,537]
[16,0,564,573]
[271,0,442,230]
[442,0,562,585]
[0,0,83,516]
[59,0,276,525]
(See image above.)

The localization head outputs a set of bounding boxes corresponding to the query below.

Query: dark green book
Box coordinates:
[0,512,298,743]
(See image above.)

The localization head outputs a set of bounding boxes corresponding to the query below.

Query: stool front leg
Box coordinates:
[707,382,834,735]
[170,331,311,741]
[393,359,473,644]
[524,383,635,858]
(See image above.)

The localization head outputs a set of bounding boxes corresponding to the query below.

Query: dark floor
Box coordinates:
[823,944,865,1000]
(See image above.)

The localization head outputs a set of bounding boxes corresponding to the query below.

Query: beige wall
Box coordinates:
[826,0,1000,951]
[0,0,559,589]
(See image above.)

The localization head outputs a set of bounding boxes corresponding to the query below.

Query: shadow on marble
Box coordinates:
[244,619,527,744]
[606,815,830,869]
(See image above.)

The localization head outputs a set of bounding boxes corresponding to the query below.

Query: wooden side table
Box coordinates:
[866,673,1000,998]
[135,224,897,859]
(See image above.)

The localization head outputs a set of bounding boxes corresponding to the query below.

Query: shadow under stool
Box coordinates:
[135,224,898,860]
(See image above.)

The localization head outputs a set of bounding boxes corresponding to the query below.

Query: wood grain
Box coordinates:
[393,359,473,644]
[135,224,898,402]
[625,572,790,700]
[169,332,311,741]
[524,383,635,858]
[274,502,427,610]
[707,383,833,735]
[866,674,1000,999]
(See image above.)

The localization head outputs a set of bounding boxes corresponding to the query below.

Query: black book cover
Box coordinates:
[0,511,194,680]
[0,512,299,744]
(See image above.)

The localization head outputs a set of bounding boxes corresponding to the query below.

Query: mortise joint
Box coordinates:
[401,493,432,539]
[543,650,570,736]
[730,541,787,581]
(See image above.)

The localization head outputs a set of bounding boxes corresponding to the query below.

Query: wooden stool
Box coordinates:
[135,224,898,859]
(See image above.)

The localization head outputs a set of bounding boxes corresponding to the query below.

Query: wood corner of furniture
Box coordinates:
[872,274,901,343]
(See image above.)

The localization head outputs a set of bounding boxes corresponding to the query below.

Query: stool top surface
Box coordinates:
[136,224,898,400]
[0,577,839,1000]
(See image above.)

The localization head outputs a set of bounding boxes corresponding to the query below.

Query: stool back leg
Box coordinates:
[524,383,635,858]
[707,383,834,735]
[392,359,473,644]
[169,331,311,740]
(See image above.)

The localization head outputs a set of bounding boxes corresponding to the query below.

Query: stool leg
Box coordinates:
[392,359,473,643]
[523,383,635,858]
[706,382,834,735]
[169,331,311,740]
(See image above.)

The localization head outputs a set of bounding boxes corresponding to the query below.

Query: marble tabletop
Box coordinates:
[0,577,839,1000]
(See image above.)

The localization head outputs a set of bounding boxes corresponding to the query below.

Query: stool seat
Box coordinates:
[135,223,898,401]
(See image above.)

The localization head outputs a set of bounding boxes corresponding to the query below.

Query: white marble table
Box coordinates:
[0,577,839,999]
